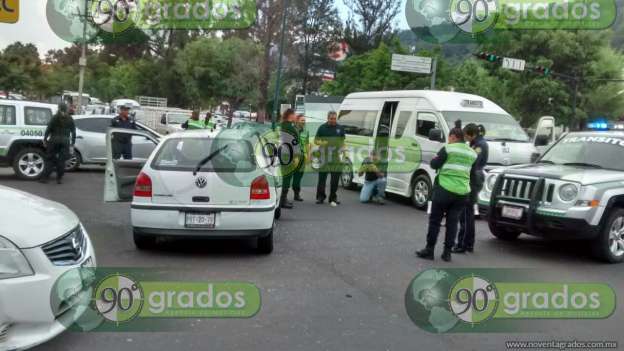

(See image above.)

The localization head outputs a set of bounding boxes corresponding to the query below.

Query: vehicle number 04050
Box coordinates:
[20,129,43,137]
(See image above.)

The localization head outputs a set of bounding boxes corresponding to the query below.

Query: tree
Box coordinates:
[343,0,401,53]
[0,42,41,96]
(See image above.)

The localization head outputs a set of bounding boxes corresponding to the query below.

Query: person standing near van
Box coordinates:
[416,121,477,262]
[111,104,137,160]
[315,111,346,207]
[204,112,215,130]
[182,111,204,130]
[279,109,299,209]
[454,124,489,254]
[292,114,309,202]
[40,103,76,184]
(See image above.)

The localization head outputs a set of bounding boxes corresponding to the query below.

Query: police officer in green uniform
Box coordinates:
[40,103,76,184]
[204,112,216,130]
[315,111,345,207]
[416,121,477,262]
[292,114,309,202]
[279,109,300,209]
[182,111,205,130]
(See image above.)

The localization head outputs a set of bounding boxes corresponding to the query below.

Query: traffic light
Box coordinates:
[533,66,551,76]
[475,52,502,63]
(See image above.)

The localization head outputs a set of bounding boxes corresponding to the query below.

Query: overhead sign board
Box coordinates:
[502,57,526,72]
[391,54,432,74]
[0,0,19,23]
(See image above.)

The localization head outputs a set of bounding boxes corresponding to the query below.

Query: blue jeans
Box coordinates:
[360,178,387,202]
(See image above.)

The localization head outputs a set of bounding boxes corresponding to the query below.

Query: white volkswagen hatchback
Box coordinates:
[0,185,96,350]
[104,126,281,254]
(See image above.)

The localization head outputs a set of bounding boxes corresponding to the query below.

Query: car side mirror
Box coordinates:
[428,129,443,142]
[535,134,550,147]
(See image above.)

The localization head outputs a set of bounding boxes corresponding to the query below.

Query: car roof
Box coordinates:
[0,100,58,110]
[343,90,508,114]
[566,131,624,138]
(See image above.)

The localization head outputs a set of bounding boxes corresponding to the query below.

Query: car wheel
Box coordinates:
[340,161,356,190]
[12,147,46,180]
[411,174,431,210]
[65,151,82,172]
[592,208,624,263]
[257,229,274,255]
[488,221,522,241]
[133,230,156,250]
[274,207,281,220]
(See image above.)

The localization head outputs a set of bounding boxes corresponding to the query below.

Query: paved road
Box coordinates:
[1,168,621,350]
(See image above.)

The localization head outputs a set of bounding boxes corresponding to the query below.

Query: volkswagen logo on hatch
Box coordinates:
[195,176,208,189]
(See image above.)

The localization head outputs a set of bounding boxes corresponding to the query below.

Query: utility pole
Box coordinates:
[430,58,437,90]
[76,0,89,112]
[272,0,290,130]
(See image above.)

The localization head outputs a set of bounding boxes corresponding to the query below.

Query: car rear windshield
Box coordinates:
[540,135,624,171]
[151,138,255,173]
[442,111,530,142]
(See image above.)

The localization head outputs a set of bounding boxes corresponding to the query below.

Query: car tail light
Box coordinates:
[134,172,152,197]
[250,176,270,200]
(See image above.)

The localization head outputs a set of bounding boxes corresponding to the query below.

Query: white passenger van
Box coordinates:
[337,90,555,209]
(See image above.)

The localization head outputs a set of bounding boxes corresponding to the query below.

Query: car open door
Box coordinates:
[104,128,158,202]
[533,116,556,155]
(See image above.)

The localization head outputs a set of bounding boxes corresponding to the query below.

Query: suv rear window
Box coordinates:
[24,107,53,126]
[151,138,255,173]
[0,105,16,125]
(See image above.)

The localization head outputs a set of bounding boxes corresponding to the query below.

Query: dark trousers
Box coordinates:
[426,185,468,250]
[42,142,69,180]
[292,162,305,195]
[457,188,480,249]
[281,173,293,199]
[112,140,133,160]
[317,171,340,202]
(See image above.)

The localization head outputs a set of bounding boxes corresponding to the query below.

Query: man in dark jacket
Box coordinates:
[315,111,345,206]
[40,103,76,184]
[111,104,137,159]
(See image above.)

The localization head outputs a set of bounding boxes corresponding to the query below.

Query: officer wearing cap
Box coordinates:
[40,103,76,184]
[111,104,137,160]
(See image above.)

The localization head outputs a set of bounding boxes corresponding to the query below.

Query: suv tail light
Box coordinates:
[250,176,270,200]
[134,172,152,197]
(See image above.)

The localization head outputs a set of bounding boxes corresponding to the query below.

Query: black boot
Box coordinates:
[415,247,434,260]
[280,191,294,209]
[293,191,303,202]
[441,249,452,262]
[452,246,467,254]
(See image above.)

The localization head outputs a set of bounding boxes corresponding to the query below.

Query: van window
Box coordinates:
[24,107,53,126]
[394,111,411,138]
[0,105,16,125]
[338,110,377,136]
[377,102,398,137]
[416,112,438,138]
[75,118,110,133]
[442,111,530,142]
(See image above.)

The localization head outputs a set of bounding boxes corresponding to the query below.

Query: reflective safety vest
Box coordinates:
[205,120,215,130]
[438,143,477,195]
[186,119,206,130]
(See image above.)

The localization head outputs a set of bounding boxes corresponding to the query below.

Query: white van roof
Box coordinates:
[343,90,508,115]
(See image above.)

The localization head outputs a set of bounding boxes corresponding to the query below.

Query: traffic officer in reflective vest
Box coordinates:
[416,120,477,262]
[454,124,489,254]
[182,111,205,130]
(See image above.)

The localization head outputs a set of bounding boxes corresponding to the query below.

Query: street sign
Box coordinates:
[502,57,526,72]
[391,54,432,74]
[0,0,19,23]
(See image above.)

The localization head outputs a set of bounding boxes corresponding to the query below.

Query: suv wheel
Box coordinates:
[489,221,522,241]
[65,151,82,172]
[411,174,431,210]
[593,208,624,263]
[13,148,46,180]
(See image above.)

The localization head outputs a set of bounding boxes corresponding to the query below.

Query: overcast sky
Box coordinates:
[0,0,408,54]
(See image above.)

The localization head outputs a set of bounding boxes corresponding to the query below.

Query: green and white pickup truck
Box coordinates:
[479,131,624,263]
[0,100,58,180]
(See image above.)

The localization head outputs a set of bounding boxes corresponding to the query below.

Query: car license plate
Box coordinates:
[502,206,523,220]
[185,212,216,228]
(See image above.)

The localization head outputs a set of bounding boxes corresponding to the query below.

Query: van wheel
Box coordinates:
[257,229,274,255]
[65,151,82,172]
[592,208,624,263]
[411,174,431,210]
[340,161,356,190]
[13,147,46,180]
[133,231,157,250]
[489,221,522,241]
